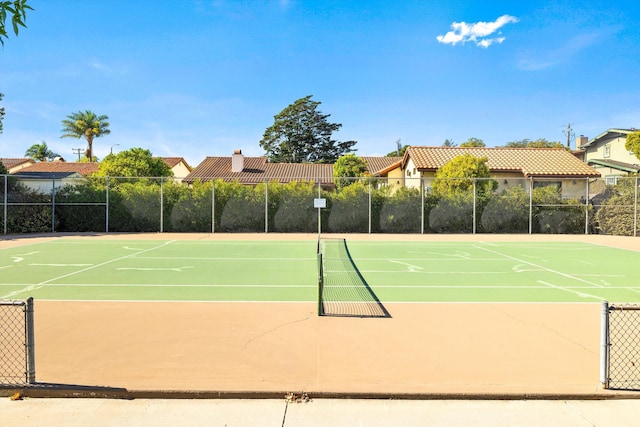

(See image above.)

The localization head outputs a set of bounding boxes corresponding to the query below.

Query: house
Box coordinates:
[12,161,100,193]
[158,157,192,180]
[575,129,640,185]
[184,150,335,187]
[0,158,35,174]
[373,146,601,199]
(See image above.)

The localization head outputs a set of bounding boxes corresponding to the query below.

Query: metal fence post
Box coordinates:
[51,178,56,232]
[600,300,609,389]
[421,177,425,234]
[211,179,216,233]
[160,177,164,233]
[25,297,36,384]
[368,180,372,234]
[529,177,533,234]
[635,176,638,238]
[472,179,477,234]
[265,179,269,233]
[3,175,7,234]
[105,177,110,233]
[585,178,590,235]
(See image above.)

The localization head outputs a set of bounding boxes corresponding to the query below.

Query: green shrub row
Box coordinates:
[2,178,636,234]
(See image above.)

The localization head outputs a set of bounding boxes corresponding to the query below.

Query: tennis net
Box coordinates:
[317,238,389,317]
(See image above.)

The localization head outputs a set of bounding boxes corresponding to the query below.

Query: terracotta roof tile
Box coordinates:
[159,157,192,170]
[1,158,35,169]
[184,157,334,184]
[15,162,99,176]
[405,147,601,178]
[361,156,402,175]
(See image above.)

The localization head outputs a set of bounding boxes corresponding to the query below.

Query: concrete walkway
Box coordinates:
[3,398,640,426]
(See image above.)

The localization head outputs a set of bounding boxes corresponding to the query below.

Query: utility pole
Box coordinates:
[72,148,83,161]
[563,123,575,149]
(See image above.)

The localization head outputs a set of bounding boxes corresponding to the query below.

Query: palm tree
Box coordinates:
[25,141,60,162]
[60,110,110,162]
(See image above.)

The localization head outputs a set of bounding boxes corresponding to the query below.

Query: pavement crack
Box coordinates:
[242,315,310,350]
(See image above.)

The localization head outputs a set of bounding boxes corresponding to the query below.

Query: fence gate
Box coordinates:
[601,301,640,390]
[0,298,35,386]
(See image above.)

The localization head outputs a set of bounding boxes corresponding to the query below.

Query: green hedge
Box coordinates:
[0,177,607,235]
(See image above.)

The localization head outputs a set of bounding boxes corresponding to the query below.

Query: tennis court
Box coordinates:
[2,235,639,304]
[1,233,639,396]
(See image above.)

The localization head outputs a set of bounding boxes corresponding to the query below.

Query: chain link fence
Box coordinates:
[0,298,36,386]
[601,302,640,390]
[1,174,638,235]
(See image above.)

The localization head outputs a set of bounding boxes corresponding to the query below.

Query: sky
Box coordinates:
[1,0,639,167]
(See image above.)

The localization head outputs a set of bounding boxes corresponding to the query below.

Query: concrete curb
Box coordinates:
[3,386,640,400]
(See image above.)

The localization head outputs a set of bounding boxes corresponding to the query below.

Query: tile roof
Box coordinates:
[14,161,99,176]
[184,156,335,184]
[588,159,640,173]
[1,158,35,169]
[159,157,192,170]
[361,156,402,175]
[404,147,601,178]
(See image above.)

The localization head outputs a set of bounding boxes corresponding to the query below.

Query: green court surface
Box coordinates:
[1,239,639,303]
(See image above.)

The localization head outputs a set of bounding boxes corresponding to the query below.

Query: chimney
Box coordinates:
[576,135,588,149]
[231,149,244,172]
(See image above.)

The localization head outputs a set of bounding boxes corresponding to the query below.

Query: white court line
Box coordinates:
[135,256,315,261]
[0,283,315,288]
[0,240,177,299]
[354,270,507,274]
[474,244,606,288]
[538,280,603,301]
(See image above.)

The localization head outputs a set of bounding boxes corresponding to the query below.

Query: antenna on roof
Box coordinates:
[395,139,402,156]
[563,123,575,149]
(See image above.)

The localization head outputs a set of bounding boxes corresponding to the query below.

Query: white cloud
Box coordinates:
[437,14,519,48]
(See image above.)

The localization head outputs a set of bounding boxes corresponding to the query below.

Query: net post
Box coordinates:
[25,297,36,384]
[317,252,324,316]
[600,300,609,389]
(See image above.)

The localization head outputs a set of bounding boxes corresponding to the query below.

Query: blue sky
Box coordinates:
[1,0,638,167]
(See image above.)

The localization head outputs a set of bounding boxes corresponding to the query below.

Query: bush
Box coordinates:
[481,186,529,233]
[273,181,317,232]
[55,183,107,232]
[328,182,369,232]
[379,187,422,233]
[532,186,585,234]
[593,176,639,235]
[167,180,212,232]
[429,193,474,233]
[218,185,265,232]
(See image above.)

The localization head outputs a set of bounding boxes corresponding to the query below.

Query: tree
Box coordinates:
[95,147,173,178]
[503,138,564,148]
[386,145,408,157]
[60,110,110,162]
[333,154,367,189]
[24,141,60,162]
[459,137,485,148]
[442,139,457,147]
[625,131,640,161]
[259,95,357,163]
[0,0,32,46]
[431,154,496,197]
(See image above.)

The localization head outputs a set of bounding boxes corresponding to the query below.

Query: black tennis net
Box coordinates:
[317,238,389,318]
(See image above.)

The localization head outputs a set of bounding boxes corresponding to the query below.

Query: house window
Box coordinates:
[532,181,561,190]
[406,170,411,177]
[603,144,611,158]
[605,175,621,186]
